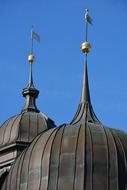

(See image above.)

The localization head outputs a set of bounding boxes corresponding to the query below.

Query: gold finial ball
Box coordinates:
[81,42,91,53]
[28,54,35,63]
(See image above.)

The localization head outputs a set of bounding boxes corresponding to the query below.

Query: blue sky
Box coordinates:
[0,0,127,131]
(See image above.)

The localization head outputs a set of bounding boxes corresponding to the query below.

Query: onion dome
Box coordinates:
[2,123,127,190]
[2,57,127,190]
[2,10,127,190]
[0,53,56,149]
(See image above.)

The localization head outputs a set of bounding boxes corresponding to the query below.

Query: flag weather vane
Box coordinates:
[85,9,92,41]
[30,26,40,55]
[28,26,40,63]
[81,9,92,55]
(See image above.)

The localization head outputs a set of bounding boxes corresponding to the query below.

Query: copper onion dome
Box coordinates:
[2,11,127,190]
[0,53,56,149]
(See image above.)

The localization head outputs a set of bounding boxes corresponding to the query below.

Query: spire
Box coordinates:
[81,54,91,104]
[81,8,92,104]
[71,9,100,124]
[22,27,40,113]
[28,56,34,89]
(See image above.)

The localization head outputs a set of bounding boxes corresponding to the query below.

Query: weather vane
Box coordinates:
[81,9,92,55]
[28,26,40,63]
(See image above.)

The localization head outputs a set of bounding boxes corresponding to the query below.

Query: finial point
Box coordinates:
[81,42,91,54]
[28,54,35,63]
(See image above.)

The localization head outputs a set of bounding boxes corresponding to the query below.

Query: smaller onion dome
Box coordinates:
[0,112,55,149]
[0,54,56,149]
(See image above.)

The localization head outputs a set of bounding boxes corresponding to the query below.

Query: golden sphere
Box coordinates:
[81,42,91,53]
[28,54,35,63]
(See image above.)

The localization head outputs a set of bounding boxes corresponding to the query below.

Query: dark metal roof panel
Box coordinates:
[0,116,20,147]
[0,112,56,149]
[2,122,127,190]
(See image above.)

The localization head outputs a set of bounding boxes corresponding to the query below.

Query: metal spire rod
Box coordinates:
[81,9,91,55]
[85,9,88,42]
[31,26,34,55]
[86,21,88,42]
[28,61,34,87]
[28,26,40,87]
[81,53,91,103]
[85,9,92,42]
[28,26,36,88]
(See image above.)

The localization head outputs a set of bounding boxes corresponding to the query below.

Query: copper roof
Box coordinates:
[0,57,56,149]
[0,112,55,149]
[2,124,127,190]
[2,59,127,189]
